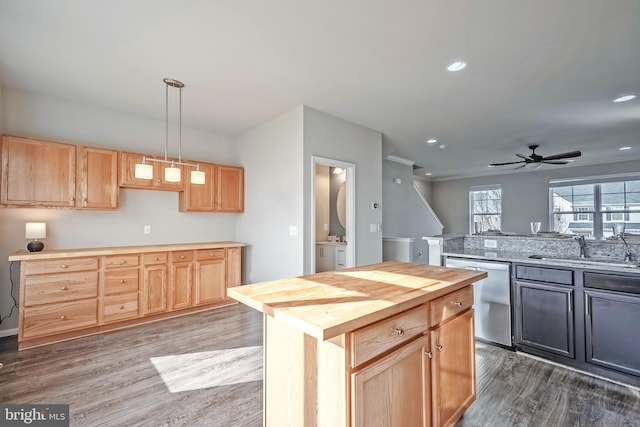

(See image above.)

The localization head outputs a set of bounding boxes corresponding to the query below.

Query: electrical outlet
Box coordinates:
[144,225,151,234]
[484,239,497,248]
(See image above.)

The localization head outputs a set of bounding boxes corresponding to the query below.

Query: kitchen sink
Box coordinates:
[528,255,639,269]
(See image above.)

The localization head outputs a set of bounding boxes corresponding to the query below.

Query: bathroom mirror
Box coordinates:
[337,183,346,228]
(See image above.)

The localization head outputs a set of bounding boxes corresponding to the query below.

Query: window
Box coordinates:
[550,177,640,238]
[470,185,502,233]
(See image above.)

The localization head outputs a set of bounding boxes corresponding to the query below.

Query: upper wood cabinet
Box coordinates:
[77,146,118,209]
[179,163,244,212]
[217,165,244,212]
[120,151,184,191]
[1,135,76,207]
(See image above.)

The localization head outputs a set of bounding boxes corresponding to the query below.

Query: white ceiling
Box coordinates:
[1,0,639,180]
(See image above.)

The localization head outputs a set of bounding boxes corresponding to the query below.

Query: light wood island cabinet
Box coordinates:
[228,261,486,427]
[10,242,245,350]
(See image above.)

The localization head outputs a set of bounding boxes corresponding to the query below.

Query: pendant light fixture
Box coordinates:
[134,78,205,184]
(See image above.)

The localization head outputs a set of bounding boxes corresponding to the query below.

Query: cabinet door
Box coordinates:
[585,289,640,377]
[216,165,244,212]
[1,135,76,206]
[430,309,475,427]
[195,259,226,305]
[351,335,430,427]
[515,281,574,358]
[77,146,118,209]
[179,163,215,211]
[226,247,242,288]
[120,151,183,190]
[171,262,193,310]
[142,265,168,315]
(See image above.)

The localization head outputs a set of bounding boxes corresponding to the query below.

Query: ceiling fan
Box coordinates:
[489,144,581,169]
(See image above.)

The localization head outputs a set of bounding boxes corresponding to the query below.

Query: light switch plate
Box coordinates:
[289,226,298,236]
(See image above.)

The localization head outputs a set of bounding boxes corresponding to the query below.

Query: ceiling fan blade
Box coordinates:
[515,154,530,160]
[489,160,526,166]
[541,150,582,161]
[542,160,568,165]
[514,164,527,169]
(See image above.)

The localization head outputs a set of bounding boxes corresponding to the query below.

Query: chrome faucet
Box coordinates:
[575,235,588,258]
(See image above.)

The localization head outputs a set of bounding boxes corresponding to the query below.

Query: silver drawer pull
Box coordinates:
[60,286,68,290]
[61,264,68,268]
[180,255,185,259]
[436,344,443,352]
[154,257,159,261]
[453,301,463,307]
[60,315,66,320]
[120,260,127,264]
[209,253,214,257]
[119,279,125,283]
[394,328,404,337]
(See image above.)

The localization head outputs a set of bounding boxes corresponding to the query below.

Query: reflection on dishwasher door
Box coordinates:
[445,258,512,347]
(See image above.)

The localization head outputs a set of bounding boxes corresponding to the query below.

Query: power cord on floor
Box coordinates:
[0,261,19,327]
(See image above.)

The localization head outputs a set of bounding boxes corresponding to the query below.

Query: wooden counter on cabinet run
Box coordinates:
[228,261,487,427]
[9,241,245,350]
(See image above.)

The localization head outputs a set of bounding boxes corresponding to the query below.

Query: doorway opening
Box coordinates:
[311,156,355,273]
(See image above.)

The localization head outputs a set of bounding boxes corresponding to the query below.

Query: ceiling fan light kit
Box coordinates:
[489,144,581,170]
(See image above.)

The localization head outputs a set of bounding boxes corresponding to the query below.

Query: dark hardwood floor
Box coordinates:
[1,304,639,426]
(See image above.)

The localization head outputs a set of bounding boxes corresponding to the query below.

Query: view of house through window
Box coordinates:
[470,185,502,233]
[550,178,640,238]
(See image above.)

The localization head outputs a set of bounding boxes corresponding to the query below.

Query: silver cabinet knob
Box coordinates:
[60,286,68,290]
[61,264,68,268]
[394,328,404,337]
[454,301,463,307]
[436,344,444,352]
[60,315,66,320]
[424,351,433,359]
[119,305,125,310]
[120,260,127,264]
[119,279,125,283]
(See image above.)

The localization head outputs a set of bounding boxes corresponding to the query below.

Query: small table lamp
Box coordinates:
[25,222,46,252]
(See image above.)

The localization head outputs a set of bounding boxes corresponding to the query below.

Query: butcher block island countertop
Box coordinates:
[228,261,487,427]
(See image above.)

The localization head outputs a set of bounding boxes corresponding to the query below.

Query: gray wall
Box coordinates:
[382,159,442,261]
[235,106,305,283]
[432,160,640,235]
[303,106,383,273]
[0,88,238,334]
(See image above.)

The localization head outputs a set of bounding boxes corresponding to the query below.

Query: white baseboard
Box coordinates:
[0,328,18,338]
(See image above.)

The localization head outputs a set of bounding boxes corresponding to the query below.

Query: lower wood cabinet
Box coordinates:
[352,335,430,427]
[262,285,476,427]
[12,242,244,350]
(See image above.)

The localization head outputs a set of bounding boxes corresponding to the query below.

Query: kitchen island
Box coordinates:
[228,261,487,427]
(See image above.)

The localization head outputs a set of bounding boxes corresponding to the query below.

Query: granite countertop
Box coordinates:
[228,261,486,341]
[442,249,640,274]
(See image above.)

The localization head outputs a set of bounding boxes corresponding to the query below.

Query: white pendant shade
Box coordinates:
[190,169,206,185]
[135,163,153,180]
[165,166,182,182]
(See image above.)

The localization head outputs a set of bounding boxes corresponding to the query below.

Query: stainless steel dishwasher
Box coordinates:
[445,257,512,347]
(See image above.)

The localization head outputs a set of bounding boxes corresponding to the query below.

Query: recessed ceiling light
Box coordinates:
[613,94,636,103]
[438,144,447,149]
[425,172,432,176]
[426,138,438,144]
[619,146,632,151]
[447,61,467,72]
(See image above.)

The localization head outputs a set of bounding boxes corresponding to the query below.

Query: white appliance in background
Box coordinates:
[423,237,443,265]
[445,257,512,347]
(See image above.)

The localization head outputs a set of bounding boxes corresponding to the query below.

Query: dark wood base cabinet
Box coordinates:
[514,264,640,388]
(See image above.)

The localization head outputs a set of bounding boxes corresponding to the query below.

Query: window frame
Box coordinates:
[469,185,502,234]
[549,175,640,239]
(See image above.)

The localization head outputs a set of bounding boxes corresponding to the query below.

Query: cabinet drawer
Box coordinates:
[103,293,139,323]
[351,304,429,367]
[22,299,98,339]
[516,265,574,286]
[430,285,473,326]
[335,247,346,262]
[24,271,98,306]
[197,249,225,260]
[104,268,139,295]
[143,252,168,265]
[24,257,98,275]
[172,250,194,263]
[584,272,640,295]
[103,254,139,269]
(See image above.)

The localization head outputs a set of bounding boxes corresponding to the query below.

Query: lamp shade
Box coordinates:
[190,169,206,185]
[25,222,46,239]
[165,165,182,182]
[135,163,154,180]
